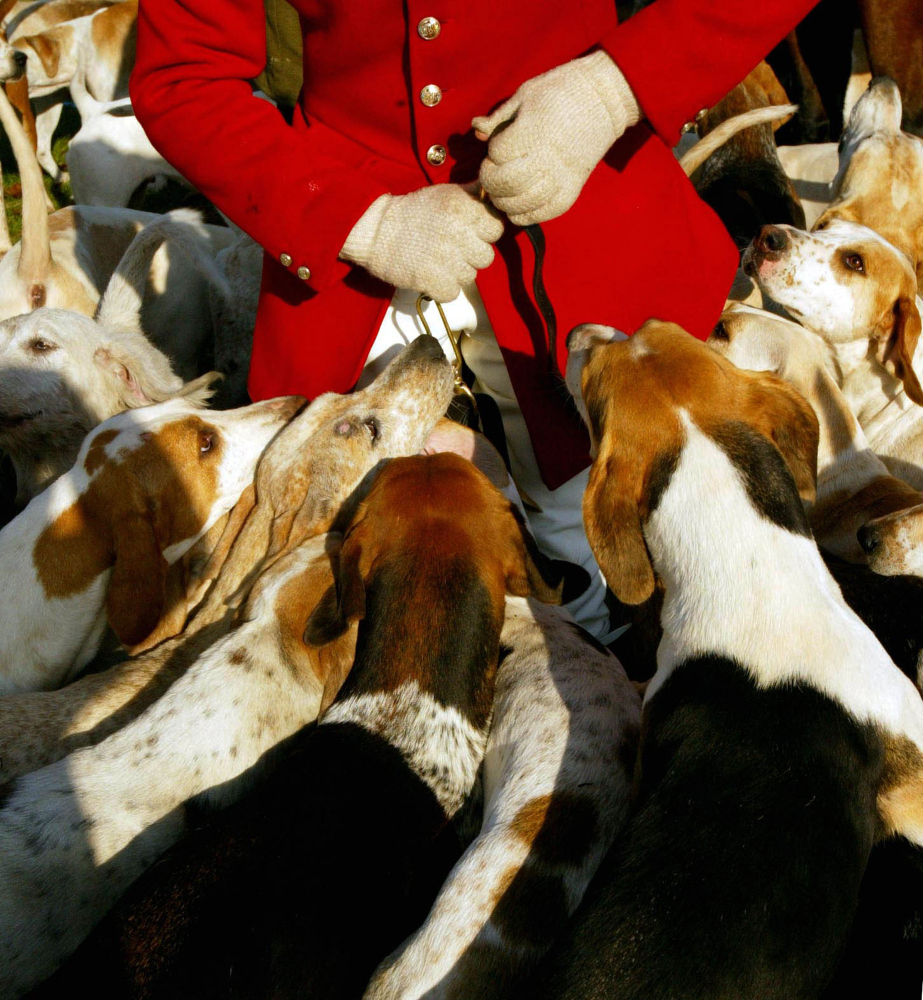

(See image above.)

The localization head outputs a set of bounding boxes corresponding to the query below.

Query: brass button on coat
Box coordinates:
[417,17,441,40]
[420,84,442,107]
[280,252,292,267]
[297,266,311,281]
[426,144,447,166]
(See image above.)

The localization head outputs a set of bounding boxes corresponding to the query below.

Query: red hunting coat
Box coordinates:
[131,0,817,489]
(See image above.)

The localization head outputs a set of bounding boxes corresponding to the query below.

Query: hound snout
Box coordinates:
[856,76,903,133]
[12,51,26,70]
[753,225,790,258]
[857,524,879,555]
[566,324,622,353]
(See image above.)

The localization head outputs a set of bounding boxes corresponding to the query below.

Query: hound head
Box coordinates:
[565,319,819,604]
[742,220,923,404]
[33,394,301,647]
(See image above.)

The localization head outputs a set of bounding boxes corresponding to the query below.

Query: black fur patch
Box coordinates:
[646,449,680,517]
[712,421,812,537]
[533,655,882,999]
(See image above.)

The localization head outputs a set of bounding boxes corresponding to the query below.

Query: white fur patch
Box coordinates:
[324,682,487,818]
[645,418,923,763]
[0,539,332,995]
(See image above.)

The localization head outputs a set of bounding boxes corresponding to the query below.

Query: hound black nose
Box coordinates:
[710,320,729,342]
[753,226,790,256]
[857,525,879,554]
[12,50,26,67]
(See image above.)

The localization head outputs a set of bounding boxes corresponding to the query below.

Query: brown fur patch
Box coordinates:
[272,551,357,713]
[811,475,923,543]
[878,733,923,836]
[509,792,599,867]
[34,417,222,645]
[90,0,136,89]
[19,32,60,78]
[819,130,923,288]
[83,429,119,475]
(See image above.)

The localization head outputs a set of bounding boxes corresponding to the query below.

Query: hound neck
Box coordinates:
[832,333,920,430]
[788,353,892,502]
[643,415,920,739]
[322,555,501,818]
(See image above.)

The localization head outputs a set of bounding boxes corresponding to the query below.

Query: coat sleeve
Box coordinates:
[130,0,389,293]
[599,0,820,146]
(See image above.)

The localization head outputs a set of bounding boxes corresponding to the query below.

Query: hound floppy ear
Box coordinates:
[583,457,655,606]
[95,335,183,409]
[503,504,591,605]
[876,296,923,406]
[18,35,59,78]
[748,375,820,504]
[106,510,169,647]
[303,528,368,645]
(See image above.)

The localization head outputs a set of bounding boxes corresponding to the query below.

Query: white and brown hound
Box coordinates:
[0,392,299,695]
[743,218,923,491]
[530,319,923,999]
[28,451,576,998]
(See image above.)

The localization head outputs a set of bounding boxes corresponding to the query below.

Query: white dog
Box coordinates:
[0,210,231,506]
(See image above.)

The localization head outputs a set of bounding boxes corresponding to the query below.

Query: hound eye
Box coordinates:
[199,432,215,455]
[28,338,55,353]
[364,417,380,443]
[844,253,865,272]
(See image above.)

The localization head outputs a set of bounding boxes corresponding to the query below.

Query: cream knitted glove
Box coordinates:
[340,185,504,302]
[473,51,642,227]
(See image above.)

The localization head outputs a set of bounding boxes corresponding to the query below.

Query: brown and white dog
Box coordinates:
[529,319,923,999]
[364,594,641,1000]
[708,303,923,562]
[0,339,458,998]
[0,392,298,696]
[816,76,923,291]
[743,218,923,490]
[0,209,231,508]
[29,451,576,999]
[14,0,136,183]
[0,336,455,790]
[362,420,637,1000]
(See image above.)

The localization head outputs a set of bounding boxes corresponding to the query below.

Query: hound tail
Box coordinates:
[679,104,798,177]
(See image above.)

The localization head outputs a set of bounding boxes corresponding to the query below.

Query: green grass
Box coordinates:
[0,103,219,242]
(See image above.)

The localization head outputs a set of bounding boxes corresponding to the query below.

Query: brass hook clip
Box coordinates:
[415,294,479,413]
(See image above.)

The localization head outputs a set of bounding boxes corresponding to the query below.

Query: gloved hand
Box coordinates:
[340,184,504,302]
[473,50,642,227]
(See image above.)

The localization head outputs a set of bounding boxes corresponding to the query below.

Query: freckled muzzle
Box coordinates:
[357,334,456,451]
[742,225,791,275]
[859,502,923,577]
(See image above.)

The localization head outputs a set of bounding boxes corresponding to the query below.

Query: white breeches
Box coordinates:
[361,284,611,640]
